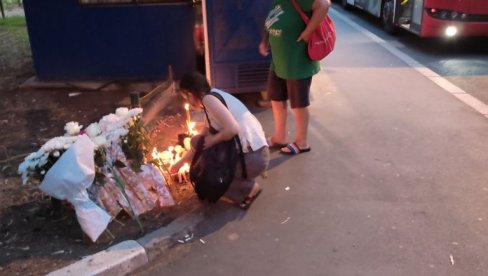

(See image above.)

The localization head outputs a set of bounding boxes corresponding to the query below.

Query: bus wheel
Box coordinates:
[341,0,351,10]
[382,0,396,34]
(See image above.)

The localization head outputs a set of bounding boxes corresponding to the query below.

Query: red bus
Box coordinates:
[341,0,488,37]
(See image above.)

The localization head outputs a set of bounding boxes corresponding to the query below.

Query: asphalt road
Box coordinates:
[135,5,488,276]
[333,2,488,105]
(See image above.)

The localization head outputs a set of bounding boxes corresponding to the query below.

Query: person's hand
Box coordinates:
[169,161,181,174]
[259,41,269,56]
[297,30,312,43]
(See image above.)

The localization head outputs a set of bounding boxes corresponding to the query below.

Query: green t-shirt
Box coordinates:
[266,0,320,80]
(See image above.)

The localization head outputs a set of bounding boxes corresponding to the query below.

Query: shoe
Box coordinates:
[267,137,288,149]
[280,142,311,155]
[239,187,263,210]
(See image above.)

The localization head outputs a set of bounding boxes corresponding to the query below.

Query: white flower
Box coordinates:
[92,135,109,148]
[106,128,128,143]
[40,170,45,175]
[115,107,129,117]
[41,136,78,152]
[64,121,83,136]
[85,122,101,138]
[98,113,119,132]
[126,108,143,118]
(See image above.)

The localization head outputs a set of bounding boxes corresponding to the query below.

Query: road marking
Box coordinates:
[330,8,488,117]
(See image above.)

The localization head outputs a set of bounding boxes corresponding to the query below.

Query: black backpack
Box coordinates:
[189,92,247,202]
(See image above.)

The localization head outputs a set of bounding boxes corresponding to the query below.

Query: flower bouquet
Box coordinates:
[18,107,174,242]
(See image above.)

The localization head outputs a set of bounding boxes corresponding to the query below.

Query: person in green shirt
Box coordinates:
[260,0,330,154]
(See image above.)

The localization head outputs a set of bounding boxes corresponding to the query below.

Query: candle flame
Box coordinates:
[152,143,192,184]
[184,103,190,111]
[187,121,197,137]
[151,147,158,159]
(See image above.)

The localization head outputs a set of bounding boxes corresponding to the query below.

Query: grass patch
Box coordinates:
[2,0,22,10]
[0,14,32,90]
[0,16,26,28]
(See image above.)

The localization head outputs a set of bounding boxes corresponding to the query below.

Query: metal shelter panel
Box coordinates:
[23,0,195,81]
[204,0,271,93]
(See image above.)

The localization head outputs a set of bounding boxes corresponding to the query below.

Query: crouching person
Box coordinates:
[171,72,270,209]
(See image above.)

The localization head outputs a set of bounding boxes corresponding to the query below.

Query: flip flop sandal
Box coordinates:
[267,137,288,149]
[239,188,263,210]
[280,142,311,155]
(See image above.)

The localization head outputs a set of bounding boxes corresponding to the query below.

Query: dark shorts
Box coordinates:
[266,71,312,108]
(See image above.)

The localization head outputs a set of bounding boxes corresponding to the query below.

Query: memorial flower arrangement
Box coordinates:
[17,107,174,242]
[18,121,109,185]
[17,107,148,186]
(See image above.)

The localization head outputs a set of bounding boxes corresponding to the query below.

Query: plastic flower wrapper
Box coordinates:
[18,136,79,185]
[39,134,111,242]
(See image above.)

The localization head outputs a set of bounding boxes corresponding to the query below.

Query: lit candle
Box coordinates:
[174,145,183,154]
[184,103,191,134]
[151,148,159,160]
[160,150,172,165]
[178,163,190,183]
[184,103,191,121]
[183,137,191,150]
[187,121,196,136]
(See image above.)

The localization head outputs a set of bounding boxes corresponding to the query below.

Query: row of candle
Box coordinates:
[151,103,198,184]
[152,142,190,183]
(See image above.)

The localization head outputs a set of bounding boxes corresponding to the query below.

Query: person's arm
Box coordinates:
[259,27,270,56]
[170,149,194,173]
[201,95,240,149]
[297,0,330,42]
[193,24,205,55]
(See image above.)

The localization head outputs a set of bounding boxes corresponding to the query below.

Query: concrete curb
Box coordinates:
[47,205,207,276]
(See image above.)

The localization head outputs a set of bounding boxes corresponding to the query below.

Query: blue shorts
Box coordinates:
[266,71,312,108]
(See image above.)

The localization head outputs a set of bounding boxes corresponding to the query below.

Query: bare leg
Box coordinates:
[239,182,262,209]
[292,107,309,148]
[270,100,288,144]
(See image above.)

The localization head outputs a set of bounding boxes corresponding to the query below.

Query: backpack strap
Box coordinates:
[203,91,248,179]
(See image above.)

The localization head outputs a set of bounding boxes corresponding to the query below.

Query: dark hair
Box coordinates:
[179,71,211,99]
